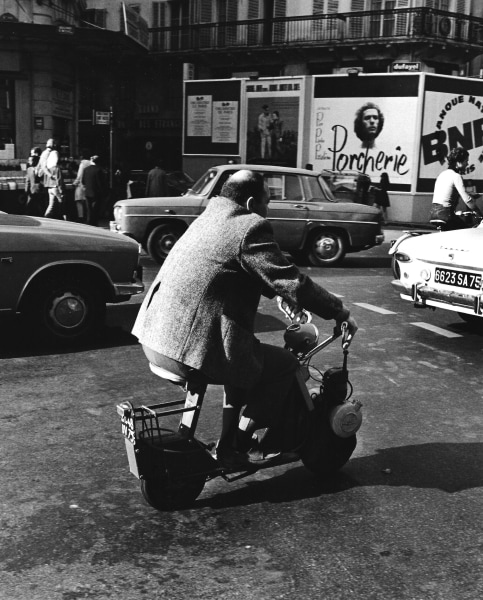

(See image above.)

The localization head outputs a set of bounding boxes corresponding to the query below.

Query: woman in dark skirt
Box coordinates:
[373,171,390,223]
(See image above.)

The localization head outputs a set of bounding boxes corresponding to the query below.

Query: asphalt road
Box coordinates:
[1,233,482,600]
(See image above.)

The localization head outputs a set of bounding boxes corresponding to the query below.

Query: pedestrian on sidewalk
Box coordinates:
[82,155,108,226]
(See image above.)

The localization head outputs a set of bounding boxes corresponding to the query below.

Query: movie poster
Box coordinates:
[245,78,303,167]
[310,75,419,189]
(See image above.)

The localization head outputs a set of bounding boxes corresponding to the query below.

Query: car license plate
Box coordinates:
[434,267,482,290]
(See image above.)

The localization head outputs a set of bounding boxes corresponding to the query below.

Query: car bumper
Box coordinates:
[110,220,122,233]
[391,279,483,316]
[113,265,144,300]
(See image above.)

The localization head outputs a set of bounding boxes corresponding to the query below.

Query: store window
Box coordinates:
[0,79,14,146]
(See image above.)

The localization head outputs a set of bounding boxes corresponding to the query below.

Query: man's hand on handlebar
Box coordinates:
[334,307,358,347]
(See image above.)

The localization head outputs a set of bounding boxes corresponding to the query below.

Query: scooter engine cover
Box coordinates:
[284,323,319,353]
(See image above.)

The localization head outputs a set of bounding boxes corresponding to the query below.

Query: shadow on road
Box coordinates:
[0,307,287,360]
[0,303,141,359]
[199,442,483,509]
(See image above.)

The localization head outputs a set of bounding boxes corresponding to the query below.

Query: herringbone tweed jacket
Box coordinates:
[132,195,343,389]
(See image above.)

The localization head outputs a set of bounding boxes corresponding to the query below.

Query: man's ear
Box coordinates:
[246,196,254,212]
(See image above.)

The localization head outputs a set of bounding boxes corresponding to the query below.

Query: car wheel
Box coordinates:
[457,313,483,330]
[26,277,106,342]
[306,230,346,266]
[147,224,182,264]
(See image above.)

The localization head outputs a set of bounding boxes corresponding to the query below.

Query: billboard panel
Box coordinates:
[311,75,420,190]
[419,75,483,191]
[245,78,303,167]
[184,80,241,156]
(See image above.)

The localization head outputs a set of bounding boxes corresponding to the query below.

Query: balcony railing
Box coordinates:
[149,8,483,53]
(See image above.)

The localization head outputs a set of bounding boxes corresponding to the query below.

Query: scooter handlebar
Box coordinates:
[277,296,312,323]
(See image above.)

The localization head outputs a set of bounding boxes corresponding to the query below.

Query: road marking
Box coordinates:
[410,322,462,338]
[353,302,396,315]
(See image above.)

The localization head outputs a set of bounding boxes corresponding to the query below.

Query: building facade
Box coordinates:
[0,0,146,171]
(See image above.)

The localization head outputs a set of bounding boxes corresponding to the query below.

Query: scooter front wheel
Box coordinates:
[301,434,356,477]
[141,476,206,511]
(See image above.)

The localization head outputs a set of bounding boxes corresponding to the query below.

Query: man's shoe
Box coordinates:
[247,448,282,464]
[247,449,299,466]
[215,446,252,470]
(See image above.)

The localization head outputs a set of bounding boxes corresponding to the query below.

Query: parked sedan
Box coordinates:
[390,224,483,328]
[0,212,144,342]
[111,164,384,266]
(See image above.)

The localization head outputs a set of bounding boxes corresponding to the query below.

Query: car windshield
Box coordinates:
[190,169,219,195]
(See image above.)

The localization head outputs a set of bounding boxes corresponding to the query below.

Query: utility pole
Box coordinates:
[109,106,114,190]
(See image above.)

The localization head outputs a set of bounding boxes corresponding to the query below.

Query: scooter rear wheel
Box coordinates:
[141,476,206,511]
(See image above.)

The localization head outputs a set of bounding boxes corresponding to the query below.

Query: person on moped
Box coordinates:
[430,147,483,230]
[131,170,358,470]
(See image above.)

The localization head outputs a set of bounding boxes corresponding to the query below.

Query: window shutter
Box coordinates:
[273,0,287,42]
[350,0,365,38]
[395,0,409,36]
[226,0,239,45]
[198,0,213,47]
[151,2,166,50]
[312,0,325,38]
[247,0,261,45]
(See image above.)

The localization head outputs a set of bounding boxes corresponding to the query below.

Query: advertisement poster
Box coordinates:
[245,78,302,167]
[212,101,238,144]
[310,75,419,190]
[184,79,241,156]
[187,95,212,137]
[419,75,483,191]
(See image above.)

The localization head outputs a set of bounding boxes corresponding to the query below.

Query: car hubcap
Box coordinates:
[158,233,177,255]
[314,236,337,260]
[49,292,87,329]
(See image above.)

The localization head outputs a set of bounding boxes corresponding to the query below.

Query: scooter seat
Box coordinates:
[149,362,186,385]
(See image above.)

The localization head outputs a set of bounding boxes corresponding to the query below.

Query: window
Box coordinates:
[264,174,303,201]
[82,8,107,28]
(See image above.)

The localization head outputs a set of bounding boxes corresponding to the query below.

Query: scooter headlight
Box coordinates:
[284,323,319,353]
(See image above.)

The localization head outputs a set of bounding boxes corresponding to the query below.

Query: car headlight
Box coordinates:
[113,205,123,222]
[395,252,411,262]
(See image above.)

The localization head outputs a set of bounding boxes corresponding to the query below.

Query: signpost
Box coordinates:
[93,108,114,189]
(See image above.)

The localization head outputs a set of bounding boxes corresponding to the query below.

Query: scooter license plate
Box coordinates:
[434,267,481,290]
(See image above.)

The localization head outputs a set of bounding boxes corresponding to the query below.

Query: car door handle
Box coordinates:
[164,209,175,214]
[292,204,308,209]
[1,257,13,264]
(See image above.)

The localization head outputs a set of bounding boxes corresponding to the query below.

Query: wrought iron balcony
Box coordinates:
[149,8,483,58]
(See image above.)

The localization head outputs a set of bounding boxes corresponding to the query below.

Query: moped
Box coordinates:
[116,298,363,511]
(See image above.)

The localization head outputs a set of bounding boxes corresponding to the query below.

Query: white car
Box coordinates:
[389,223,483,327]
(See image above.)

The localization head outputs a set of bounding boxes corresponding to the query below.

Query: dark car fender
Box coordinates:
[16,260,118,312]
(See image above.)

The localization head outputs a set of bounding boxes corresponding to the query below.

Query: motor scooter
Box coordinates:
[116,298,363,511]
